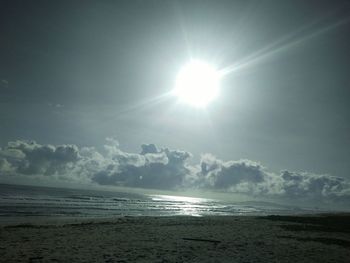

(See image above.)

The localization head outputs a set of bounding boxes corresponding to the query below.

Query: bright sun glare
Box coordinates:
[173,60,220,108]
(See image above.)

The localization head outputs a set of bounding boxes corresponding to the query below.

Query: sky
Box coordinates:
[1,0,350,208]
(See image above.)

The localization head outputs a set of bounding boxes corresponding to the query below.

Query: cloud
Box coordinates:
[0,158,14,174]
[279,170,348,199]
[0,139,192,190]
[0,139,349,205]
[92,143,192,189]
[198,154,267,190]
[2,140,79,176]
[196,154,349,202]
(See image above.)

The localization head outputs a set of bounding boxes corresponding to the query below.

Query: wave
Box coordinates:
[0,183,317,218]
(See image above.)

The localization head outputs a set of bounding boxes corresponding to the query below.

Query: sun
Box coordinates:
[173,60,220,108]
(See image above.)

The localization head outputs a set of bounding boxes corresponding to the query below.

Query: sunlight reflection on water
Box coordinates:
[149,195,212,217]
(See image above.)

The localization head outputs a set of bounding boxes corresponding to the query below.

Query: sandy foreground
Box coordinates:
[0,215,350,263]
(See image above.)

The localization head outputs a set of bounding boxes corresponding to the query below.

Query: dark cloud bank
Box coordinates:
[1,139,349,207]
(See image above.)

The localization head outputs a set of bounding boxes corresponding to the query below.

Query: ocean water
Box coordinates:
[0,183,310,219]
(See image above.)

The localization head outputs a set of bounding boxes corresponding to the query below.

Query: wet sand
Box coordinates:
[1,215,350,262]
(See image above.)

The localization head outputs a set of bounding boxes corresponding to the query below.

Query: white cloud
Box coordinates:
[0,139,349,205]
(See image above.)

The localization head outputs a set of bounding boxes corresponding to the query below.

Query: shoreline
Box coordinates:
[1,214,350,262]
[1,211,349,226]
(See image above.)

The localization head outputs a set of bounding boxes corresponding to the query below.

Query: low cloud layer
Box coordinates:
[0,139,349,206]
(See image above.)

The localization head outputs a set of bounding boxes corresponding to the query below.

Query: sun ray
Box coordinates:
[220,16,350,76]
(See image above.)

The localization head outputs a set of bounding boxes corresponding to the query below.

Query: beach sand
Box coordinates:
[1,215,350,262]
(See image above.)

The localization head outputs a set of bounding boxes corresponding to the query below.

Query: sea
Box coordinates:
[0,183,317,221]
